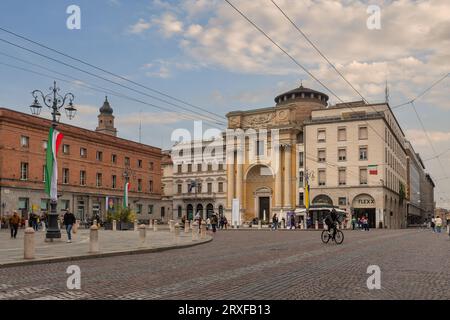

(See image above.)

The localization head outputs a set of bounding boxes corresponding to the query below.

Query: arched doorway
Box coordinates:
[218,205,224,217]
[312,194,333,206]
[187,204,193,220]
[206,203,214,218]
[196,204,204,218]
[352,194,376,228]
[245,164,274,222]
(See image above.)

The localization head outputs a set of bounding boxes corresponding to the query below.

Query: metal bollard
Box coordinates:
[139,224,146,247]
[184,220,190,233]
[24,227,35,259]
[201,221,206,239]
[112,219,117,231]
[89,225,99,253]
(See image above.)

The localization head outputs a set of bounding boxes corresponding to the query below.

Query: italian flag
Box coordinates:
[45,127,64,201]
[123,182,131,208]
[368,165,378,175]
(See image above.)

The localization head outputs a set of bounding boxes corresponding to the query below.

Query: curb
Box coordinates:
[0,236,213,269]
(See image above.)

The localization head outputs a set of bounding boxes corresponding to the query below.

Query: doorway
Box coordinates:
[354,208,376,228]
[259,197,270,222]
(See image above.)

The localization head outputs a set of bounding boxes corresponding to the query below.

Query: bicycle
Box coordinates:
[321,224,344,244]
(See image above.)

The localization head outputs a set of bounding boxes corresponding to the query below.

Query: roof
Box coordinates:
[99,96,113,115]
[274,84,329,104]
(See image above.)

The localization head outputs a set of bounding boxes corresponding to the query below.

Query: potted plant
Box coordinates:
[103,207,136,230]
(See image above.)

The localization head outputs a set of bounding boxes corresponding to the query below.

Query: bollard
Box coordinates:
[25,220,29,229]
[190,220,193,230]
[89,225,99,253]
[300,222,304,230]
[192,222,198,241]
[258,220,262,230]
[93,219,97,227]
[41,221,46,232]
[169,220,174,232]
[234,221,237,229]
[149,219,153,229]
[201,221,206,239]
[138,224,146,247]
[315,220,319,230]
[174,222,180,244]
[134,220,138,231]
[24,227,35,259]
[184,220,190,233]
[153,221,158,232]
[112,219,117,231]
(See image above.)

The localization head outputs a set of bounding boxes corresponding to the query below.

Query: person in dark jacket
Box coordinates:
[211,214,218,233]
[63,210,76,243]
[9,211,20,239]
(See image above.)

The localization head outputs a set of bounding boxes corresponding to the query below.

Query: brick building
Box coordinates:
[0,98,167,223]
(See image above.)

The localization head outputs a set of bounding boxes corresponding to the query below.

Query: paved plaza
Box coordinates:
[0,228,449,300]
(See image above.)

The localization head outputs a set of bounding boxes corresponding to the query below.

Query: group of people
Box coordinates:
[351,216,370,231]
[181,212,228,234]
[430,215,443,233]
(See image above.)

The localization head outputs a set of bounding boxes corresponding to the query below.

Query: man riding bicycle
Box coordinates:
[325,209,339,238]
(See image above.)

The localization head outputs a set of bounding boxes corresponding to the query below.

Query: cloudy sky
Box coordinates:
[0,0,449,206]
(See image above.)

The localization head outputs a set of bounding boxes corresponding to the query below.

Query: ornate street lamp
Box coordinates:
[30,81,76,240]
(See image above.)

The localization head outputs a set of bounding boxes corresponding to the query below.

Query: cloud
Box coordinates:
[405,129,450,146]
[128,18,151,34]
[151,13,184,38]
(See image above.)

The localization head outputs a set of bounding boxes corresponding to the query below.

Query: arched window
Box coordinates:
[206,203,214,218]
[177,206,182,218]
[187,204,194,220]
[196,204,203,218]
[219,205,224,217]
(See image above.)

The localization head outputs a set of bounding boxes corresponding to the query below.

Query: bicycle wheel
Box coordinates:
[334,230,344,244]
[321,230,331,244]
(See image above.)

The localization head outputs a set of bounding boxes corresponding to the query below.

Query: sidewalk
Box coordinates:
[0,227,211,268]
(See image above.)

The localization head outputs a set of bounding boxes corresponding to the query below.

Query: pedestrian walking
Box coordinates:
[435,216,443,233]
[271,214,278,231]
[211,214,218,233]
[351,216,356,230]
[223,216,228,230]
[63,210,76,243]
[431,218,436,232]
[290,215,296,230]
[9,211,20,239]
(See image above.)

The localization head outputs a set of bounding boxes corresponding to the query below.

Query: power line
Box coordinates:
[0,37,227,126]
[0,26,225,121]
[270,0,369,104]
[391,72,449,110]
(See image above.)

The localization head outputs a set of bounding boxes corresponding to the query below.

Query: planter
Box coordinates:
[118,222,134,230]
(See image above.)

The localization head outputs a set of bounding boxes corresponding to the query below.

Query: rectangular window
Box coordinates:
[96,173,102,187]
[359,126,368,140]
[338,168,346,186]
[40,199,48,211]
[218,182,224,193]
[218,163,224,171]
[197,163,202,172]
[299,152,304,167]
[318,169,326,186]
[20,136,29,148]
[299,171,304,186]
[63,168,69,184]
[138,159,142,168]
[136,204,142,215]
[149,161,154,171]
[178,164,182,173]
[338,148,347,161]
[197,183,202,193]
[338,127,346,141]
[80,170,86,186]
[207,182,212,194]
[187,164,192,173]
[338,197,347,206]
[148,205,154,215]
[299,192,304,205]
[256,140,265,156]
[318,149,326,162]
[63,144,70,154]
[125,157,130,167]
[360,168,368,185]
[359,146,368,160]
[20,162,28,180]
[111,154,117,164]
[137,179,142,192]
[207,164,212,172]
[317,129,326,142]
[177,184,182,194]
[80,148,87,158]
[112,175,117,189]
[96,151,103,161]
[18,198,29,210]
[149,180,153,192]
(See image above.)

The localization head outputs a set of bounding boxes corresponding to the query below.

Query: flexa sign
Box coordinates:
[358,199,375,205]
[353,195,376,208]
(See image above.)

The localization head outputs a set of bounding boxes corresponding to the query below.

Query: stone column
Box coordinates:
[24,227,35,259]
[236,163,243,207]
[112,220,117,231]
[283,144,292,208]
[89,225,99,253]
[184,220,189,233]
[275,146,282,208]
[138,224,146,247]
[227,162,235,208]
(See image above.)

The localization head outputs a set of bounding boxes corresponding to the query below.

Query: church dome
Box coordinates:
[275,83,329,106]
[99,96,113,115]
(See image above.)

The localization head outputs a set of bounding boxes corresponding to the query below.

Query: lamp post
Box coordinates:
[30,81,76,240]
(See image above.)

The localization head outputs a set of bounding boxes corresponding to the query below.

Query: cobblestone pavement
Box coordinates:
[0,228,449,300]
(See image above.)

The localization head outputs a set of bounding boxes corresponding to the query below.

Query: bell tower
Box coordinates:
[96,96,117,136]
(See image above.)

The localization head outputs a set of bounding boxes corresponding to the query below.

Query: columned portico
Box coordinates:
[283,144,292,210]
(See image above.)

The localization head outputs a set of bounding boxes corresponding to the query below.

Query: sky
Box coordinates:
[0,0,449,206]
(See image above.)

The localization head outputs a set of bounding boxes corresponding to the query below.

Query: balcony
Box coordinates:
[173,192,217,200]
